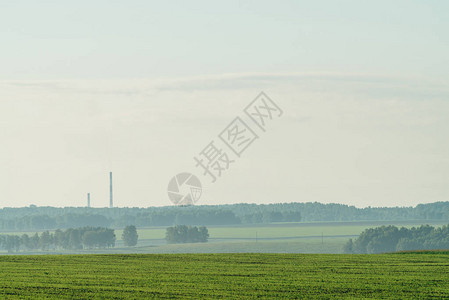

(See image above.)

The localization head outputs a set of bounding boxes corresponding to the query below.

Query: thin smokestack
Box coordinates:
[87,193,91,208]
[109,172,113,208]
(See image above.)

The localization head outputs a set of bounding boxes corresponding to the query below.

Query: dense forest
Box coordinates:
[0,201,448,231]
[0,227,116,253]
[344,224,449,254]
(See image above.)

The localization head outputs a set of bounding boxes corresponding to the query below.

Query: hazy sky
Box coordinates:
[0,1,448,208]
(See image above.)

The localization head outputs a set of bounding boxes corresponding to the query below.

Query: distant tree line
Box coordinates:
[0,207,300,231]
[344,224,449,254]
[165,225,209,244]
[0,214,110,231]
[0,227,115,253]
[1,201,449,231]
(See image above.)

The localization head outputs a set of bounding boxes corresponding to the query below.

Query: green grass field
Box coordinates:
[0,253,448,299]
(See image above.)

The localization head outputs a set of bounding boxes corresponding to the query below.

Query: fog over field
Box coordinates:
[1,74,448,208]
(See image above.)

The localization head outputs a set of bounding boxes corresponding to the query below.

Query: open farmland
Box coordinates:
[2,220,447,255]
[112,220,447,254]
[0,253,449,299]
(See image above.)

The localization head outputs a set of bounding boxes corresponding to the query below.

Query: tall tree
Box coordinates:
[122,225,138,246]
[40,231,52,251]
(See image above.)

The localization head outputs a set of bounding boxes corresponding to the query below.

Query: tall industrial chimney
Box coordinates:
[87,193,91,208]
[109,172,113,208]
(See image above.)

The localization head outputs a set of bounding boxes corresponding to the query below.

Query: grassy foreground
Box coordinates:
[1,253,449,299]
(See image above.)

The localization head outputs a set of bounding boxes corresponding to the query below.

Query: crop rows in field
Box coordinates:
[0,253,449,298]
